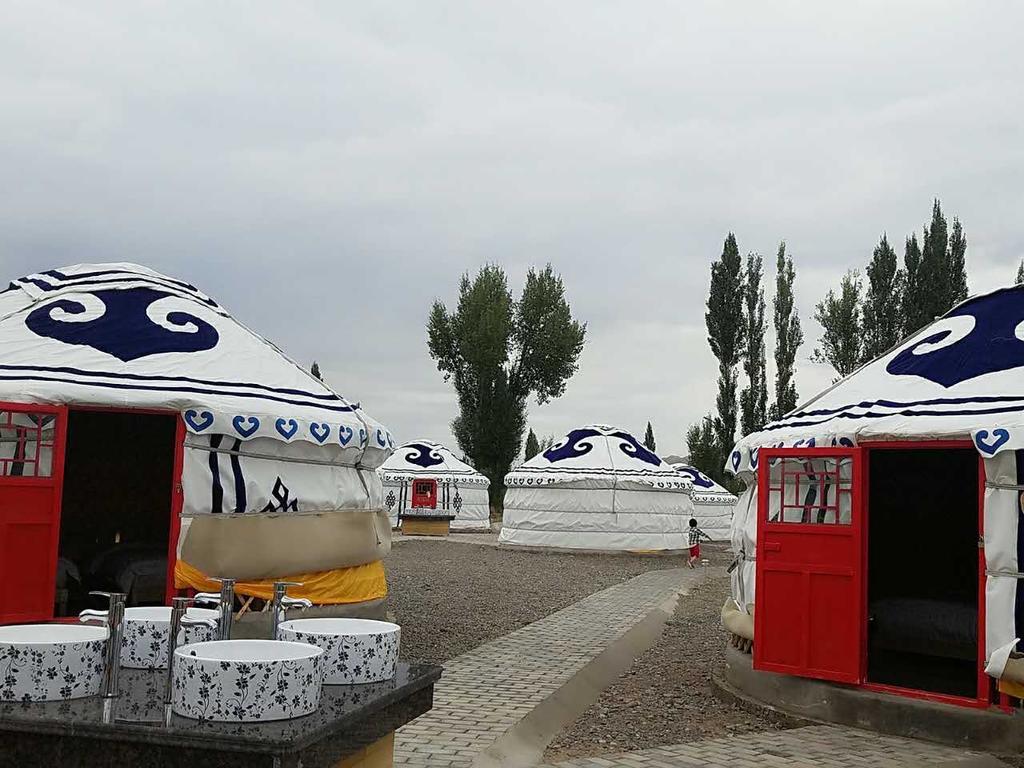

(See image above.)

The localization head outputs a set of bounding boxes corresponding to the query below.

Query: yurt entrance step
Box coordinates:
[865,446,983,701]
[55,409,179,617]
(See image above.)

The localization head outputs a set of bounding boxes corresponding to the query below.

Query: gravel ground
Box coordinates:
[544,551,791,762]
[385,539,689,664]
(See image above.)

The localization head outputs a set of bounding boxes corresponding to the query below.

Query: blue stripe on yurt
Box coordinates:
[1015,449,1024,649]
[758,401,1024,432]
[0,364,346,402]
[229,439,246,514]
[0,374,359,413]
[209,435,224,514]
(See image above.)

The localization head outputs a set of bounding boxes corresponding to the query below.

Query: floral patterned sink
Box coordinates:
[277,618,400,685]
[0,624,107,702]
[171,639,323,722]
[120,606,218,670]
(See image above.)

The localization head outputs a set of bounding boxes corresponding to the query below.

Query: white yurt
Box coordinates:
[670,463,736,540]
[724,284,1024,706]
[0,263,394,624]
[380,440,491,531]
[499,424,692,551]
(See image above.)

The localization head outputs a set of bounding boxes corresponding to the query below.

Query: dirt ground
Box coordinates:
[385,538,688,664]
[544,563,791,761]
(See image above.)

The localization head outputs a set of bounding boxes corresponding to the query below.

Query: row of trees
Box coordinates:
[687,236,803,490]
[812,200,969,378]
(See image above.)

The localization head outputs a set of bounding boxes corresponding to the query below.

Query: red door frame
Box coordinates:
[0,404,184,624]
[0,403,67,624]
[858,440,991,709]
[755,445,863,684]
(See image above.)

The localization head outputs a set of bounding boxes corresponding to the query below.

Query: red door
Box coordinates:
[411,479,438,509]
[754,446,863,684]
[0,404,67,624]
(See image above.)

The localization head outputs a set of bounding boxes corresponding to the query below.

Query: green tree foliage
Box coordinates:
[643,421,656,452]
[812,271,863,380]
[770,242,803,421]
[1017,260,1024,285]
[861,234,904,362]
[523,429,540,461]
[740,252,767,435]
[685,415,723,485]
[904,200,969,335]
[706,233,746,469]
[310,361,322,380]
[428,264,586,509]
[902,234,925,336]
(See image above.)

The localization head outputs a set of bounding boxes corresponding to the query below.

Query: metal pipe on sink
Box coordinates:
[79,590,126,699]
[193,577,236,640]
[271,581,312,638]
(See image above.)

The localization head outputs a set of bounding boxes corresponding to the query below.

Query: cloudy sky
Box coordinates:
[3,2,1022,458]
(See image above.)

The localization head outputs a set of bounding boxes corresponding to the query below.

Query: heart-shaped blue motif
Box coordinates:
[376,429,387,447]
[975,428,1010,455]
[184,409,213,432]
[275,418,298,439]
[232,415,260,438]
[731,450,741,471]
[339,426,354,446]
[749,448,759,469]
[310,423,331,443]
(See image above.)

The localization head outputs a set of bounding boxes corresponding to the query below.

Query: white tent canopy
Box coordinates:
[670,464,736,540]
[499,424,692,550]
[380,440,491,530]
[0,263,394,517]
[726,284,1024,682]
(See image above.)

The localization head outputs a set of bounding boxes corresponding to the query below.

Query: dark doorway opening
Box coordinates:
[56,410,177,616]
[866,447,979,698]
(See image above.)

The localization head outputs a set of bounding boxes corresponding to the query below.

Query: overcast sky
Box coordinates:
[3,2,1022,458]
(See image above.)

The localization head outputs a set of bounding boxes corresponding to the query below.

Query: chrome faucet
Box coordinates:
[165,597,219,705]
[193,577,236,640]
[79,591,126,698]
[271,581,312,638]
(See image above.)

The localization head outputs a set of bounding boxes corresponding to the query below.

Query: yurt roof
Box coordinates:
[0,263,393,460]
[729,283,1024,475]
[671,463,737,503]
[380,440,489,486]
[506,424,689,490]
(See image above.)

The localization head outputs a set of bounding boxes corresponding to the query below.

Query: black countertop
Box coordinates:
[0,662,440,768]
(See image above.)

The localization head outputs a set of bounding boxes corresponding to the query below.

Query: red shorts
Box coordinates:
[689,544,700,558]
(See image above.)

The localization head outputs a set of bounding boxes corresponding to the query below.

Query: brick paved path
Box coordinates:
[545,725,989,768]
[395,568,694,768]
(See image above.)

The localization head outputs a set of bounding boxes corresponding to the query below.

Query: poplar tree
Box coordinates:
[902,234,926,336]
[686,416,723,485]
[947,218,968,306]
[523,429,540,461]
[310,361,323,380]
[740,252,767,434]
[770,242,802,421]
[705,233,746,468]
[861,234,904,363]
[1017,260,1024,285]
[812,271,863,380]
[643,422,656,452]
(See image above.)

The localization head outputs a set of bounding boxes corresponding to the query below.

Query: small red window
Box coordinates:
[765,455,853,525]
[0,410,56,478]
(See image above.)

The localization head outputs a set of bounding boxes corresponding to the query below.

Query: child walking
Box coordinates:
[686,518,711,568]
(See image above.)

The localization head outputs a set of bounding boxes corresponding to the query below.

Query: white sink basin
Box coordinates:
[120,606,218,670]
[277,618,400,685]
[171,639,323,722]
[0,624,108,702]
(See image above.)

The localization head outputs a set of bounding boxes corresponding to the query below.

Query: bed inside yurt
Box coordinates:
[0,264,394,625]
[380,440,491,531]
[724,284,1024,709]
[499,424,692,551]
[670,463,736,540]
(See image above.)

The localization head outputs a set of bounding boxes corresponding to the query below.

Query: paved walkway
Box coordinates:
[545,725,993,768]
[394,568,695,768]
